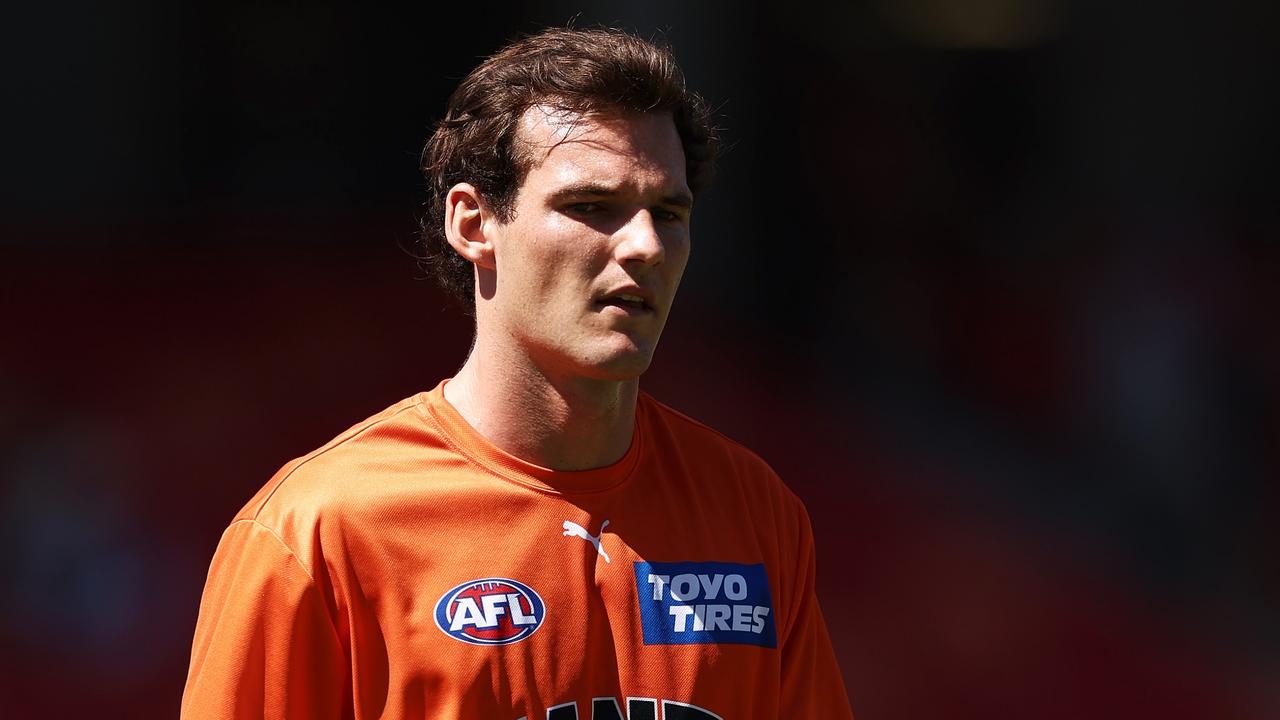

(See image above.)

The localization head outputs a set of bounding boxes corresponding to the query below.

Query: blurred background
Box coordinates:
[3,0,1278,717]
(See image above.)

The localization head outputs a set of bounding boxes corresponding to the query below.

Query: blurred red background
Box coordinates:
[3,1,1278,717]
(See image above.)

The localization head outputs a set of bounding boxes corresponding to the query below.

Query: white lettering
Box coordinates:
[449,597,484,631]
[706,604,732,631]
[751,605,771,633]
[480,594,508,627]
[670,574,699,601]
[647,574,670,601]
[697,574,724,599]
[669,604,695,632]
[512,697,721,720]
[508,594,536,625]
[667,602,773,634]
[692,604,707,631]
[723,574,748,601]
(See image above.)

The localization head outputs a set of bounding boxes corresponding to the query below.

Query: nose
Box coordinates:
[614,209,665,267]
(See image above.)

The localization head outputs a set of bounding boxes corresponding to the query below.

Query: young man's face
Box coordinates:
[483,109,692,381]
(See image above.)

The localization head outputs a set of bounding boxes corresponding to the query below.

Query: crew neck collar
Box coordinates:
[419,379,644,495]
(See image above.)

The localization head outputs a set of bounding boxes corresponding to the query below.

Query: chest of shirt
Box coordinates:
[316,480,788,718]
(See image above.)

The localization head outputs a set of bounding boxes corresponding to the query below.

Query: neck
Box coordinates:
[443,334,639,472]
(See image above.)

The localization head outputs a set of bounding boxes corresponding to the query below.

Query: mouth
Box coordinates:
[595,291,655,315]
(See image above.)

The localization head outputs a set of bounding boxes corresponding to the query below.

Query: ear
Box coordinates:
[444,183,496,270]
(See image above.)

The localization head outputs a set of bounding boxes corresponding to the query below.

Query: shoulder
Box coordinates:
[227,392,451,561]
[640,392,779,472]
[638,392,803,507]
[637,394,816,601]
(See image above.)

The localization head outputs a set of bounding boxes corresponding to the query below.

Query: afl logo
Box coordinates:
[434,578,546,646]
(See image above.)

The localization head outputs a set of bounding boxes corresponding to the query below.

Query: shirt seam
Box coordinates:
[224,518,346,656]
[421,398,639,497]
[643,393,780,472]
[248,400,425,520]
[227,517,316,583]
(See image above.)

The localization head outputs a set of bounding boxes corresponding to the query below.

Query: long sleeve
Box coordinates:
[181,519,348,720]
[779,504,856,718]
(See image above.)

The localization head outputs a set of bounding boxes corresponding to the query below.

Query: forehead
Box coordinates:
[514,107,688,195]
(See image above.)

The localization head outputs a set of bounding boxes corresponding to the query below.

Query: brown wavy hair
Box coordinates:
[419,27,718,311]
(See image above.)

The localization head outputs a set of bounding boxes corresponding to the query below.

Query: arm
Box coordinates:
[779,504,855,718]
[181,519,348,719]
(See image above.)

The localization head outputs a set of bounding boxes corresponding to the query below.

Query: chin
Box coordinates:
[575,342,657,381]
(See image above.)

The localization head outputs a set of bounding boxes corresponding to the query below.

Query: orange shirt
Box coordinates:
[182,381,853,719]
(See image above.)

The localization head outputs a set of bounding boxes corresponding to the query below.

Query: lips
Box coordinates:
[596,287,656,313]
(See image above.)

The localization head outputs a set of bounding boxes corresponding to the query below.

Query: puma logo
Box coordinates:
[562,519,610,563]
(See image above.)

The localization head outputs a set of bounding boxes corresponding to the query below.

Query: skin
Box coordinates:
[442,108,693,472]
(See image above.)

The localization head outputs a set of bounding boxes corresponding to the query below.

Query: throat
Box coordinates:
[446,357,639,471]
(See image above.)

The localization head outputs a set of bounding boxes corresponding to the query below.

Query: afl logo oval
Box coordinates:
[434,577,546,645]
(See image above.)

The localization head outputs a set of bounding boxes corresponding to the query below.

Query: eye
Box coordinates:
[565,202,603,216]
[652,207,686,223]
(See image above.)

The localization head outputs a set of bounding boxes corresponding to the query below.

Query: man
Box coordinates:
[182,27,854,719]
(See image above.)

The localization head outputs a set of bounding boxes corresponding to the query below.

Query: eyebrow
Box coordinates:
[549,182,694,209]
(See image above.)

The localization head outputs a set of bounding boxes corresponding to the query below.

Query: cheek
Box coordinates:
[534,219,610,268]
[665,232,692,273]
[501,218,605,297]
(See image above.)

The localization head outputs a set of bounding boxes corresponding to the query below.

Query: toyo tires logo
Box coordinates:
[434,577,546,645]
